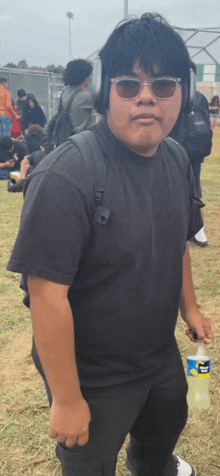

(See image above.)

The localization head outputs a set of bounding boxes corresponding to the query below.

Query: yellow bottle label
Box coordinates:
[187,358,211,378]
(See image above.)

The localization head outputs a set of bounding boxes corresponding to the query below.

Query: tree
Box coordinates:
[17,60,28,69]
[45,63,56,73]
[56,65,65,74]
[45,64,64,74]
[4,62,17,68]
[29,65,45,71]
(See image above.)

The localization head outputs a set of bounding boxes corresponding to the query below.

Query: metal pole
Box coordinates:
[69,17,71,60]
[124,0,128,19]
[67,12,74,61]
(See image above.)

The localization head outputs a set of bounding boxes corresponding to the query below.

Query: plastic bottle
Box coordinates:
[187,343,211,409]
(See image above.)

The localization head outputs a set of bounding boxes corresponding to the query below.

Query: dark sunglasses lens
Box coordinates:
[116,80,140,98]
[152,79,176,98]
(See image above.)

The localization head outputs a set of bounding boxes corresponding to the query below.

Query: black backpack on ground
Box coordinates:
[46,89,79,149]
[170,91,213,160]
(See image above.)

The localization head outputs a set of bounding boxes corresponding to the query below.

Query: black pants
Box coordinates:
[32,340,188,476]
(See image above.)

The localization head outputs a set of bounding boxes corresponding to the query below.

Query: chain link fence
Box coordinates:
[0,67,63,122]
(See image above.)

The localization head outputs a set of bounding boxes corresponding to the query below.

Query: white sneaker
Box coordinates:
[191,226,208,247]
[10,171,22,183]
[173,455,196,476]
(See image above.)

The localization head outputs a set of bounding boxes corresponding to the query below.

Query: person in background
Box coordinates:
[208,95,219,131]
[17,89,29,132]
[170,62,213,247]
[13,135,50,183]
[0,78,20,137]
[7,13,214,476]
[0,135,28,180]
[25,124,45,154]
[10,100,22,139]
[61,59,93,133]
[26,94,47,130]
[8,135,53,192]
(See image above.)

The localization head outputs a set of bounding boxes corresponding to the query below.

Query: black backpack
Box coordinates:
[170,91,213,160]
[46,89,79,149]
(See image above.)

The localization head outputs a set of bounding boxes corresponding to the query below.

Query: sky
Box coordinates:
[0,0,220,68]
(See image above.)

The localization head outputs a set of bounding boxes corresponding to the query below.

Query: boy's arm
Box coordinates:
[180,244,214,344]
[28,275,91,448]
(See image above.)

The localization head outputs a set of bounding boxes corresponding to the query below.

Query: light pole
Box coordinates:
[124,0,128,19]
[66,12,74,60]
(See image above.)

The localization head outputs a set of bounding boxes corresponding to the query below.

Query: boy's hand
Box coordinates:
[5,160,15,168]
[185,308,214,344]
[50,397,91,447]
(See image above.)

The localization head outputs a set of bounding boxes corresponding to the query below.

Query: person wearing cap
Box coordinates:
[7,13,214,476]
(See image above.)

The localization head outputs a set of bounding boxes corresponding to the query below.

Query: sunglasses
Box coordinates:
[110,76,181,100]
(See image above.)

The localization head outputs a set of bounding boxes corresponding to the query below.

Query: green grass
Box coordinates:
[0,132,220,475]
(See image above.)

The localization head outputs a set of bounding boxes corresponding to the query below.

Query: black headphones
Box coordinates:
[182,67,196,114]
[91,56,196,114]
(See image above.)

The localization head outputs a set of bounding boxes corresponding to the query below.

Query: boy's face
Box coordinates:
[107,62,182,157]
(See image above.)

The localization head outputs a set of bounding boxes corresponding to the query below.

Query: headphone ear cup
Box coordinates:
[90,56,102,99]
[182,68,196,114]
[91,56,110,113]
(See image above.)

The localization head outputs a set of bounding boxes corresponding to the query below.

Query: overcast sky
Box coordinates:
[0,0,220,68]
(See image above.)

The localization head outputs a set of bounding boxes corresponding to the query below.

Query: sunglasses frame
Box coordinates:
[110,76,182,100]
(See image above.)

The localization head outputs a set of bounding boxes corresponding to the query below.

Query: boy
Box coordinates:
[7,13,213,476]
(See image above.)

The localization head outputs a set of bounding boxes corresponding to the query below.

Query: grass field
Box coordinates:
[0,131,220,476]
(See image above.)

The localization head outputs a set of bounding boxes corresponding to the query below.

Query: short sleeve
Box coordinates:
[187,163,204,241]
[26,152,35,166]
[7,171,91,285]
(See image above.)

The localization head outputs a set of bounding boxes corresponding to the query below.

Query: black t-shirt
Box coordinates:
[7,119,203,390]
[27,149,46,168]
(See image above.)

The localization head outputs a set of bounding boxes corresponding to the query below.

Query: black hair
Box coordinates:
[25,125,45,153]
[0,135,13,150]
[17,89,26,98]
[95,13,191,113]
[26,93,39,107]
[63,59,93,86]
[0,77,8,84]
[210,95,219,106]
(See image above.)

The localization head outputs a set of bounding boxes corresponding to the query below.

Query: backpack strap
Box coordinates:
[59,89,80,114]
[163,136,187,159]
[69,131,109,223]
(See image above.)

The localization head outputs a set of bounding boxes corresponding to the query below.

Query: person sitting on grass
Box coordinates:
[0,135,28,180]
[8,135,54,192]
[24,124,45,153]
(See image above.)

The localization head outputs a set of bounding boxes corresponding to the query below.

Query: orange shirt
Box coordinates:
[0,84,12,117]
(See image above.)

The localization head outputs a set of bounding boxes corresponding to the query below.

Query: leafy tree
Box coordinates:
[4,62,17,68]
[17,60,28,69]
[45,63,56,72]
[29,65,45,71]
[56,65,65,73]
[45,64,64,74]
